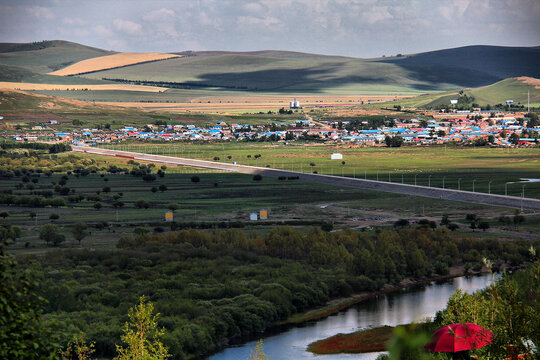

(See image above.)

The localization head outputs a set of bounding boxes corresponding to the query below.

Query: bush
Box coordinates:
[253,174,263,181]
[191,176,200,183]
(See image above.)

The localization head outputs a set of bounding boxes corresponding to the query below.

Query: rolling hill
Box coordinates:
[0,41,538,98]
[369,76,540,109]
[79,45,540,93]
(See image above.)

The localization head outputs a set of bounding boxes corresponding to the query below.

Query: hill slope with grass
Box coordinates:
[1,41,538,95]
[79,45,540,93]
[368,76,540,109]
[0,40,113,74]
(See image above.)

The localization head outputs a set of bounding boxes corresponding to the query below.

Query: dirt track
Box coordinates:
[73,146,540,211]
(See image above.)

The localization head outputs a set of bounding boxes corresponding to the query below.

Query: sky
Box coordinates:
[0,0,539,58]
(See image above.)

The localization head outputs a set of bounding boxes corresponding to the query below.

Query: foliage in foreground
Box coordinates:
[17,227,539,359]
[0,246,59,359]
[377,259,539,360]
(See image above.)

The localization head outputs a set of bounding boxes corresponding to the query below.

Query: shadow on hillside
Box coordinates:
[189,67,397,92]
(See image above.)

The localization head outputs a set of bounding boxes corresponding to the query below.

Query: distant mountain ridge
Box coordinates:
[0,41,538,93]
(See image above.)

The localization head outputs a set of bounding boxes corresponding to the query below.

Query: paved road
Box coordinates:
[73,146,540,211]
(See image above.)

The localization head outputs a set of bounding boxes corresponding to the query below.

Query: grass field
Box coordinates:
[49,52,181,76]
[102,142,540,199]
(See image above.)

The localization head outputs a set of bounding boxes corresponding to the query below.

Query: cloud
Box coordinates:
[94,25,113,38]
[362,6,393,24]
[242,2,265,13]
[27,6,54,20]
[237,16,285,32]
[113,19,143,36]
[62,17,86,26]
[143,8,176,22]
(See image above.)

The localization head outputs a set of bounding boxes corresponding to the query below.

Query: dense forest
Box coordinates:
[8,227,535,359]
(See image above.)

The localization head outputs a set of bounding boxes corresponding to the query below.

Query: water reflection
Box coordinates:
[208,274,494,360]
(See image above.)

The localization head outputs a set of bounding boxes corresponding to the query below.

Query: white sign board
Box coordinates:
[330,153,343,160]
[450,100,458,105]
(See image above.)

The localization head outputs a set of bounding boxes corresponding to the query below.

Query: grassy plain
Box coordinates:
[106,143,540,198]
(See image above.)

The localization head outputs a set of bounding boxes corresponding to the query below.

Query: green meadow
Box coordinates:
[102,143,540,198]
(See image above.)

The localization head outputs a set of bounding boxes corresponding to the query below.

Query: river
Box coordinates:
[208,274,495,360]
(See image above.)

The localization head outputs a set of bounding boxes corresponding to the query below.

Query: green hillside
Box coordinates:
[80,45,540,93]
[81,52,432,93]
[1,41,538,97]
[469,78,539,105]
[369,77,540,109]
[0,64,110,85]
[0,40,113,74]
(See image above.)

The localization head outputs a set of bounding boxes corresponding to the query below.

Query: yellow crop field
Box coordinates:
[48,52,181,76]
[0,82,166,92]
[96,94,410,112]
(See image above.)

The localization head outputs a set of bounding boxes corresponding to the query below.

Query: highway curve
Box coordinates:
[72,146,540,211]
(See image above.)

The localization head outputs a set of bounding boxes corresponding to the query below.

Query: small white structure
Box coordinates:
[290,99,301,109]
[249,212,258,221]
[450,100,458,105]
[330,153,343,160]
[506,100,514,105]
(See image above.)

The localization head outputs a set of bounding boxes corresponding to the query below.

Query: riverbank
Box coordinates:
[306,325,396,354]
[279,266,486,326]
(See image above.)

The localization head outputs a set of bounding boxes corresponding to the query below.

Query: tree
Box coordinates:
[134,200,150,209]
[114,296,170,360]
[478,222,490,232]
[71,222,89,246]
[40,224,62,246]
[49,213,59,221]
[0,212,8,219]
[526,112,539,128]
[158,184,167,192]
[191,176,200,183]
[253,174,262,181]
[167,203,178,211]
[0,246,60,359]
[93,202,102,210]
[113,201,125,208]
[509,133,520,145]
[102,186,111,193]
[393,219,409,228]
[247,340,270,360]
[60,332,95,360]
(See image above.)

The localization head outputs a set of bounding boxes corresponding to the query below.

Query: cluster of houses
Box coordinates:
[7,110,540,147]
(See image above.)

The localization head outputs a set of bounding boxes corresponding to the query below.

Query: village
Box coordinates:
[5,108,540,147]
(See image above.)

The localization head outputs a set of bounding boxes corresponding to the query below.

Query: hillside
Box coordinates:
[1,41,539,97]
[49,52,182,76]
[0,40,113,74]
[80,45,540,92]
[383,45,540,86]
[368,76,540,109]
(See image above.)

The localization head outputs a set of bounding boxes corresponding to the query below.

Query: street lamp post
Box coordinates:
[442,176,446,189]
[505,182,509,196]
[472,179,476,192]
[414,174,418,186]
[458,178,462,191]
[488,180,493,194]
[428,175,432,187]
